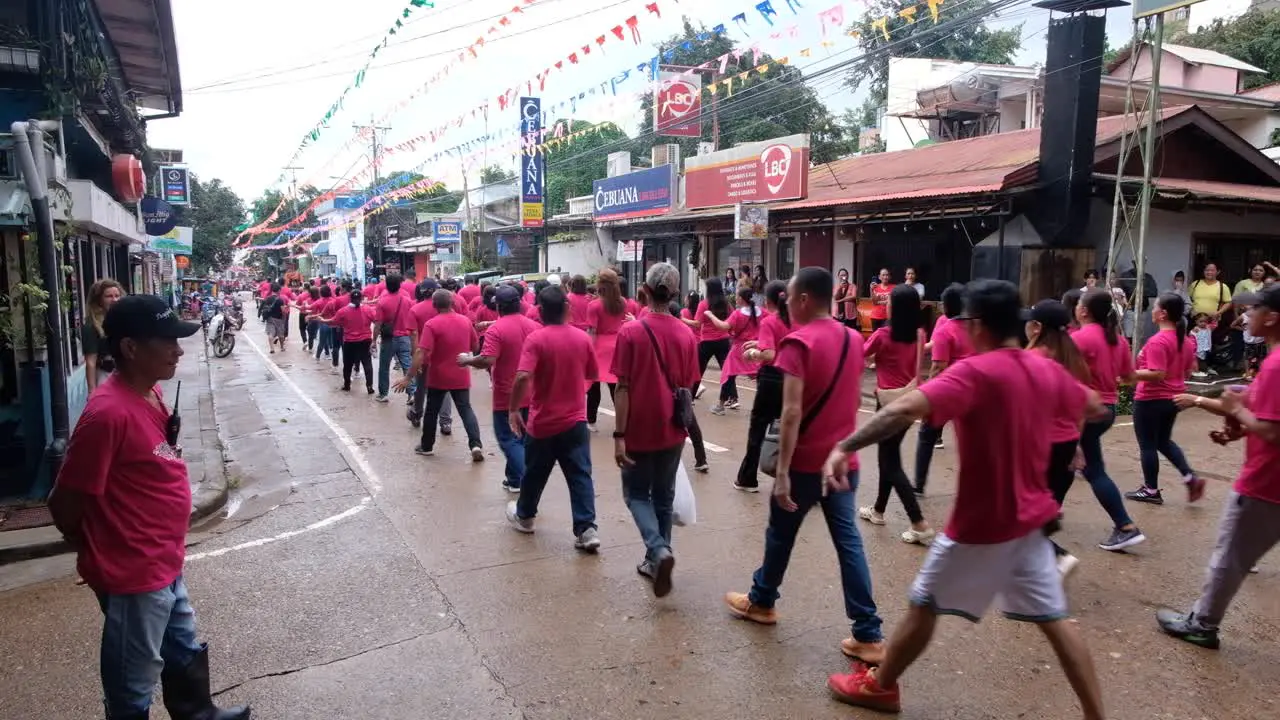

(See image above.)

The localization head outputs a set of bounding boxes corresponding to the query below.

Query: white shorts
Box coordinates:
[909,531,1068,623]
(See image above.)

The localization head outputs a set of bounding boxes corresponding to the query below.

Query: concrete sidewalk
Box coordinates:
[0,333,231,569]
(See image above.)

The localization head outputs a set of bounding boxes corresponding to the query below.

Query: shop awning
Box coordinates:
[311,240,332,256]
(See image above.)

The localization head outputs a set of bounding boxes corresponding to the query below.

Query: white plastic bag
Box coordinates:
[672,461,697,527]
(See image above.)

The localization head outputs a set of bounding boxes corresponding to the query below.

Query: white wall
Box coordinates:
[546,231,613,274]
[885,57,952,152]
[832,233,854,279]
[977,214,1042,247]
[1221,114,1280,150]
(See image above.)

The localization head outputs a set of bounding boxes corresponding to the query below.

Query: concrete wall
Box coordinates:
[977,214,1042,248]
[546,231,612,275]
[1221,113,1280,150]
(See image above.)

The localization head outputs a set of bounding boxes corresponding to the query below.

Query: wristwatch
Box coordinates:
[612,431,626,439]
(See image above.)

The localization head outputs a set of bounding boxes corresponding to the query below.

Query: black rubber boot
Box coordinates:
[161,643,251,720]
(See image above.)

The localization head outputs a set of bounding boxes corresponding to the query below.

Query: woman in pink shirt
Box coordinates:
[679,291,702,339]
[696,278,734,405]
[324,289,377,394]
[586,269,628,429]
[859,285,933,545]
[868,268,895,331]
[735,281,792,491]
[1126,292,1204,506]
[567,274,592,331]
[1071,289,1145,554]
[703,288,762,414]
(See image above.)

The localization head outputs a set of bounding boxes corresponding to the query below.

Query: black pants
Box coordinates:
[913,422,944,492]
[873,399,924,523]
[421,388,483,451]
[737,366,783,487]
[1133,399,1193,490]
[698,338,731,378]
[1047,438,1080,556]
[870,318,887,331]
[331,328,343,367]
[586,382,616,425]
[298,313,309,345]
[342,340,373,390]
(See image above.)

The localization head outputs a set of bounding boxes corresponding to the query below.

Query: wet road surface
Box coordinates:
[2,318,1277,719]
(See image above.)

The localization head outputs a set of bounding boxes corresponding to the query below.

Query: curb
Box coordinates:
[0,534,69,566]
[189,339,232,524]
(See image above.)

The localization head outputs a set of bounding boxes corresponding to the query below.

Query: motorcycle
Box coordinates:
[223,295,245,330]
[207,307,236,358]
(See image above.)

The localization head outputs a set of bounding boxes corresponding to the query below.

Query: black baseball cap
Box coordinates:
[1020,299,1072,330]
[1233,284,1280,311]
[493,285,522,307]
[104,294,201,341]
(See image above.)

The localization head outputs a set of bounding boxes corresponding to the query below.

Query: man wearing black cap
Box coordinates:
[48,295,250,720]
[407,278,453,433]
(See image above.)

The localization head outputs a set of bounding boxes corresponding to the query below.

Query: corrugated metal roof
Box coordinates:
[1241,81,1280,102]
[1162,44,1266,74]
[1155,178,1280,204]
[776,107,1192,211]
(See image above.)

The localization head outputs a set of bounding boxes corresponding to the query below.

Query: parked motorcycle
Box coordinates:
[223,295,245,330]
[207,307,236,358]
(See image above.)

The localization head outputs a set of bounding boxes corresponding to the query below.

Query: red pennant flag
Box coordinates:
[536,69,551,90]
[555,60,563,70]
[569,52,578,64]
[582,44,591,55]
[646,2,660,17]
[499,15,511,25]
[596,35,607,48]
[488,25,498,34]
[625,15,641,44]
[612,25,625,41]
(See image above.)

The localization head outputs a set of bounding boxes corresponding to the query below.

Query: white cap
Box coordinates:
[547,274,562,286]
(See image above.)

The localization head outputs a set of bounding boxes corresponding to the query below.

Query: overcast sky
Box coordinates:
[146,0,1135,205]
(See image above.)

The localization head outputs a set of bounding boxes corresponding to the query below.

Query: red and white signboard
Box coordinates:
[684,134,810,209]
[654,71,702,138]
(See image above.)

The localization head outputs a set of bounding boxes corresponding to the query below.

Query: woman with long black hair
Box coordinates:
[696,278,733,403]
[858,285,934,545]
[1072,289,1146,554]
[1126,292,1205,505]
[734,280,792,491]
[1023,299,1094,574]
[586,268,628,430]
[703,287,761,413]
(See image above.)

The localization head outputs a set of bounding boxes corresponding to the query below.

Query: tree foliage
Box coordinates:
[634,19,850,164]
[845,0,1022,112]
[1173,8,1280,91]
[479,165,515,184]
[185,176,245,275]
[544,120,631,216]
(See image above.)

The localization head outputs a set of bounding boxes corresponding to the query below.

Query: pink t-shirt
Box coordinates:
[525,304,543,323]
[473,304,498,328]
[458,284,481,305]
[56,377,189,594]
[680,307,702,341]
[374,292,416,337]
[1073,323,1134,405]
[930,318,973,366]
[864,326,921,390]
[1236,350,1280,504]
[332,304,376,342]
[362,283,380,299]
[419,312,478,390]
[612,314,700,452]
[311,297,333,320]
[696,300,731,341]
[920,348,1086,544]
[258,281,271,298]
[568,292,592,331]
[756,314,792,364]
[1135,328,1197,401]
[518,324,599,438]
[482,314,540,411]
[772,318,865,474]
[1029,346,1084,443]
[932,313,949,339]
[588,299,627,336]
[410,300,438,334]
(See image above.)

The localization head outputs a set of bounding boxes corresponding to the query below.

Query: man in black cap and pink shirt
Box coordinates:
[49,294,250,720]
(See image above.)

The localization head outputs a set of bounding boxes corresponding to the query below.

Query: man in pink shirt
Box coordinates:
[506,286,602,552]
[724,267,885,666]
[914,283,972,493]
[460,285,539,492]
[1159,285,1280,649]
[49,295,251,720]
[612,263,700,596]
[823,279,1105,718]
[373,274,416,402]
[406,279,453,434]
[397,290,483,460]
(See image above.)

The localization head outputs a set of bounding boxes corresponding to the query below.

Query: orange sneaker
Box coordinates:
[841,637,886,665]
[828,662,901,713]
[724,592,778,625]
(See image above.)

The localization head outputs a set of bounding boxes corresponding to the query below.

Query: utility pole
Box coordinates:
[282,165,303,281]
[353,118,391,281]
[461,157,474,272]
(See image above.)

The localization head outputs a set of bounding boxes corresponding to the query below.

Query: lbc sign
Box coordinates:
[684,134,810,210]
[654,70,701,138]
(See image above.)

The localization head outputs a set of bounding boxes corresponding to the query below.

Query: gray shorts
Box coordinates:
[265,317,288,338]
[910,531,1068,623]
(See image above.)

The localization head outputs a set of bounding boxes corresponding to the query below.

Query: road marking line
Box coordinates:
[241,332,384,496]
[596,407,729,452]
[187,499,371,561]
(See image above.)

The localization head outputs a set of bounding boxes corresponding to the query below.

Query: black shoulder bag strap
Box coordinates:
[642,320,695,428]
[798,326,851,434]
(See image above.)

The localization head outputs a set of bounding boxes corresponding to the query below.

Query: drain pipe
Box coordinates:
[11,120,70,483]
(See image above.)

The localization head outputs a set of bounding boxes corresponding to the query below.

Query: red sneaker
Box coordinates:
[827,662,901,713]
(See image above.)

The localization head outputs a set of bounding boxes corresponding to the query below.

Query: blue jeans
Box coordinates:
[749,470,884,643]
[515,421,597,536]
[96,575,203,716]
[621,444,684,560]
[493,408,528,487]
[378,335,414,397]
[1077,404,1134,528]
[1133,398,1193,489]
[314,324,332,359]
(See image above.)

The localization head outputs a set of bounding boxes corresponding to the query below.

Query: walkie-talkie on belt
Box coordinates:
[166,380,182,450]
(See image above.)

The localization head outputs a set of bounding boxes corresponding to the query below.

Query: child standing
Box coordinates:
[1234,308,1267,379]
[1191,313,1213,377]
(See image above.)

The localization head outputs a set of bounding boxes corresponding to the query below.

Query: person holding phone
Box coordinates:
[49,294,251,720]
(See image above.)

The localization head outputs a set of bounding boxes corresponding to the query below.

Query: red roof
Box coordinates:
[1241,81,1280,102]
[1155,178,1280,204]
[777,107,1192,211]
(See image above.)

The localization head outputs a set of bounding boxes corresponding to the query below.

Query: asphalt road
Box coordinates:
[1,317,1276,719]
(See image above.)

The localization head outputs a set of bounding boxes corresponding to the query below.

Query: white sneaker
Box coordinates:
[1057,553,1080,578]
[506,501,534,533]
[901,527,935,546]
[710,404,726,415]
[694,384,707,400]
[471,447,485,462]
[857,507,886,525]
[575,527,601,553]
[588,423,598,433]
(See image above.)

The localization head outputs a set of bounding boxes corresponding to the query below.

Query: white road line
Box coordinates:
[241,333,383,496]
[596,407,730,452]
[187,499,370,561]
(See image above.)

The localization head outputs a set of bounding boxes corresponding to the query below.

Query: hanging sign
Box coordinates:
[685,134,810,209]
[148,226,193,256]
[112,155,145,203]
[592,166,675,222]
[158,166,190,206]
[140,196,178,236]
[616,239,643,262]
[654,69,703,138]
[735,204,769,240]
[519,97,545,228]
